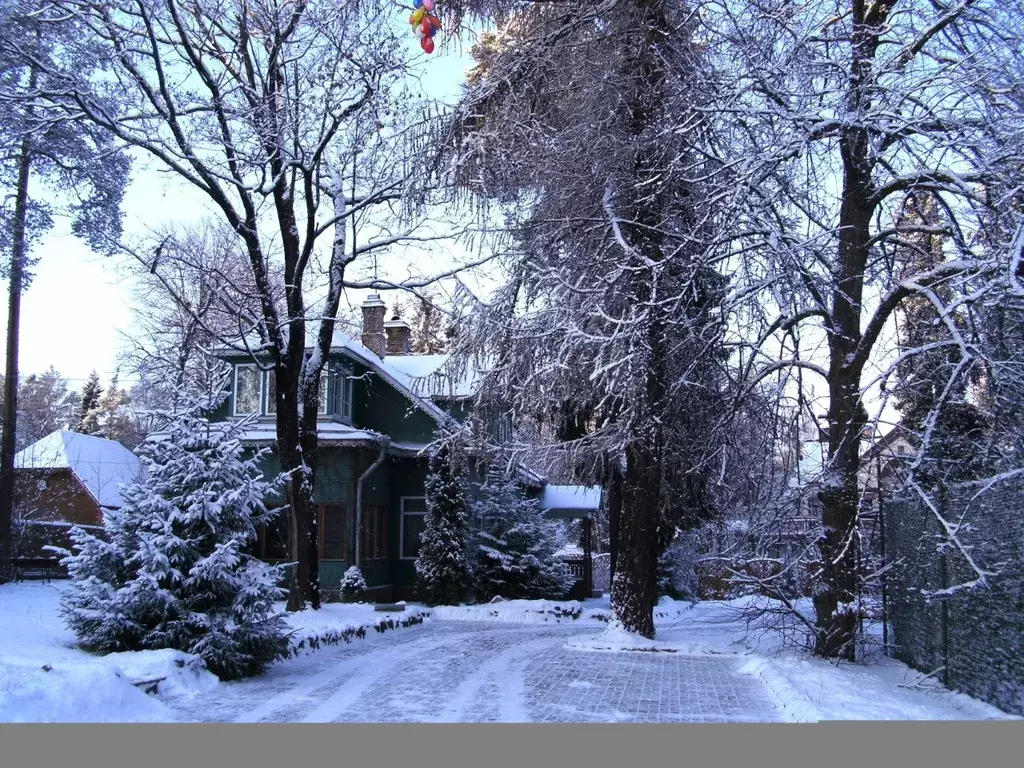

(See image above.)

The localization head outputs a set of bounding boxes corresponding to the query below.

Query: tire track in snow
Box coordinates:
[294,630,483,723]
[235,630,478,723]
[426,634,563,723]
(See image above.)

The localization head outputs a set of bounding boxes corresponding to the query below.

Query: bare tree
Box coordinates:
[700,0,1024,658]
[11,0,462,609]
[119,220,263,415]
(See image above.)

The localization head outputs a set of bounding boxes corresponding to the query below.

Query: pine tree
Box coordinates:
[472,470,574,600]
[75,370,103,434]
[415,442,473,606]
[56,398,290,680]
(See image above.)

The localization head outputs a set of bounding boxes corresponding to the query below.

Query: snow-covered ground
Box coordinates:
[0,581,428,722]
[1,581,1016,722]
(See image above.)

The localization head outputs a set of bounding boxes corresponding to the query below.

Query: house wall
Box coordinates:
[885,478,1024,716]
[14,468,102,527]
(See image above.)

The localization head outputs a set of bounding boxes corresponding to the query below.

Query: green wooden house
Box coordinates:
[213,294,601,601]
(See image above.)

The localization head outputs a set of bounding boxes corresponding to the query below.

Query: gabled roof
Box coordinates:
[15,431,144,509]
[384,354,480,399]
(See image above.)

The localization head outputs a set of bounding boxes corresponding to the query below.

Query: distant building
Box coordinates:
[13,430,144,535]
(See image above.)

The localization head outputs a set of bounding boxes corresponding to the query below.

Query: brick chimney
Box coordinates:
[384,311,412,356]
[360,294,387,357]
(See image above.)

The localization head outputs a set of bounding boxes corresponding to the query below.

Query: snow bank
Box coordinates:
[282,602,431,656]
[0,658,173,723]
[103,649,220,697]
[1,582,213,721]
[428,599,587,624]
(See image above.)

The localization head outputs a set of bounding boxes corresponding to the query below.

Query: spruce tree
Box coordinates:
[76,370,103,434]
[415,442,473,606]
[57,398,290,680]
[472,471,574,601]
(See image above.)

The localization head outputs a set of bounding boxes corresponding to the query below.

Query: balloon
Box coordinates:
[423,0,435,10]
[416,28,425,39]
[421,35,435,54]
[410,8,425,24]
[420,18,432,36]
[427,14,441,30]
[414,0,423,7]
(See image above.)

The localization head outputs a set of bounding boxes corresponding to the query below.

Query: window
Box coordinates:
[257,507,290,560]
[236,365,327,416]
[361,504,388,559]
[400,497,428,559]
[331,364,354,422]
[318,372,328,415]
[234,365,261,415]
[266,370,277,414]
[319,503,348,560]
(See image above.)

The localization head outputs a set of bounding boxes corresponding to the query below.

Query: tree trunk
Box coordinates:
[277,359,322,612]
[0,139,32,584]
[606,462,622,587]
[607,0,671,637]
[611,443,661,638]
[812,0,884,661]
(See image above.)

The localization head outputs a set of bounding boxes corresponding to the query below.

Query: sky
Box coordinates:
[1,22,477,391]
[0,12,901,433]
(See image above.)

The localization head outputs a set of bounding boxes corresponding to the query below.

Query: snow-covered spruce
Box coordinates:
[55,401,290,680]
[340,565,368,602]
[472,470,575,601]
[415,442,474,606]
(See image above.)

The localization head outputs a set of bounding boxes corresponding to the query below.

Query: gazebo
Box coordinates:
[540,485,603,599]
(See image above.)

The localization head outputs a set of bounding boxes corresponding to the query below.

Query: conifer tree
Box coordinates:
[75,370,103,434]
[57,398,289,680]
[415,442,474,606]
[472,470,574,600]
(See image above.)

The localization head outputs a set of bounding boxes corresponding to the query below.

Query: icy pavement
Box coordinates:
[161,621,784,723]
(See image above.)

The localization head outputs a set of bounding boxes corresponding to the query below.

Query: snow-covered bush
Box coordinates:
[472,471,575,601]
[415,442,474,606]
[657,538,700,600]
[340,565,368,602]
[56,399,290,680]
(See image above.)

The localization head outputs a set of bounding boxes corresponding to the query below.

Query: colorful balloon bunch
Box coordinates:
[409,0,441,54]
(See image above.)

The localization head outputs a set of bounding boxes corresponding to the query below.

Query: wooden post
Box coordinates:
[582,516,594,597]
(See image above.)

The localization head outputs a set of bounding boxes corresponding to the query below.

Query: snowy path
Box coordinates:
[162,621,785,723]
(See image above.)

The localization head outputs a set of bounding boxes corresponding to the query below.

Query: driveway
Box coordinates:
[163,621,785,723]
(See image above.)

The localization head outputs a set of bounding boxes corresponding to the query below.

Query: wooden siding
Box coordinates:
[14,468,104,527]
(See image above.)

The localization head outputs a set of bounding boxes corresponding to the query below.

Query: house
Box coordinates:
[12,430,145,565]
[212,294,601,601]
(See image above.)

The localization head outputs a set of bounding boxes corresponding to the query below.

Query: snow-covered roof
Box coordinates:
[15,431,144,509]
[540,485,602,513]
[384,354,480,399]
[554,543,585,559]
[326,332,459,427]
[237,421,429,457]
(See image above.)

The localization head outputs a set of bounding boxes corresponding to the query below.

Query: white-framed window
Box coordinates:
[400,496,428,559]
[318,371,328,415]
[265,369,277,415]
[331,363,354,423]
[233,364,261,415]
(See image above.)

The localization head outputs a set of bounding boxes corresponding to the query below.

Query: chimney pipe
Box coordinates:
[384,312,412,356]
[360,294,387,357]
